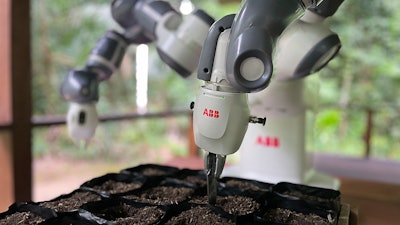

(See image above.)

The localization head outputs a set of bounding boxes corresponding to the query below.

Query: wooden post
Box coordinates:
[10,0,33,202]
[0,0,14,211]
[0,0,33,207]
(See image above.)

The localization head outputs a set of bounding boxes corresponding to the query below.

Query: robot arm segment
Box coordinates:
[112,0,215,77]
[156,8,214,77]
[86,30,129,81]
[60,30,129,103]
[225,0,302,92]
[274,0,345,80]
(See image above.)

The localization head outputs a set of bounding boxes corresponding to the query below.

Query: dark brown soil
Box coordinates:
[124,186,194,205]
[263,208,334,225]
[92,203,165,225]
[165,206,234,225]
[225,179,268,192]
[92,180,142,194]
[190,195,259,216]
[40,191,101,212]
[217,196,260,216]
[0,212,44,225]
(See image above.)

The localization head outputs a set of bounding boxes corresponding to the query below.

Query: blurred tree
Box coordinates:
[309,0,400,158]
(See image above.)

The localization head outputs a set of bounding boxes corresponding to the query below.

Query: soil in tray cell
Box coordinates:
[123,164,179,177]
[40,191,101,212]
[0,211,45,225]
[96,203,165,225]
[262,208,335,225]
[164,206,234,225]
[224,179,270,192]
[91,180,142,194]
[190,195,260,216]
[124,186,195,205]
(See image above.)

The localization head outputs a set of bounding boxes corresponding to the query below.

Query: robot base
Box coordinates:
[224,79,340,190]
[222,161,340,190]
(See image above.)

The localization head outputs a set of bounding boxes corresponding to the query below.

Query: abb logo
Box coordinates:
[256,136,280,148]
[203,108,219,118]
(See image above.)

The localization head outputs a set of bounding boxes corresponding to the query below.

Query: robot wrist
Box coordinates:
[60,69,99,103]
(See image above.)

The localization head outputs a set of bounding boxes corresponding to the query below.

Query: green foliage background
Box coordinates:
[31,0,400,162]
[305,0,400,159]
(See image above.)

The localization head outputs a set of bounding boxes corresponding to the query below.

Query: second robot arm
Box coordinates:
[60,0,214,144]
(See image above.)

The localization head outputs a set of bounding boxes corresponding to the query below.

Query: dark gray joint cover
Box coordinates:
[309,0,345,18]
[192,9,215,26]
[60,70,99,103]
[197,14,235,81]
[294,34,341,78]
[226,0,301,92]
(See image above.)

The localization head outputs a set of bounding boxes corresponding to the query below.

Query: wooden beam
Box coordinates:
[0,0,14,211]
[10,0,32,202]
[314,153,400,185]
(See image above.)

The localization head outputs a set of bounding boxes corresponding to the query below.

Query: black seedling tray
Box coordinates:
[1,164,347,225]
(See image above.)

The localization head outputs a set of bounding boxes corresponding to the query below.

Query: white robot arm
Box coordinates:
[60,0,214,145]
[193,0,304,204]
[192,0,344,204]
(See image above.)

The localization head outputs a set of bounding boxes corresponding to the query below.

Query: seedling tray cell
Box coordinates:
[120,179,196,206]
[81,198,167,225]
[80,173,147,196]
[39,189,104,213]
[0,202,56,225]
[272,182,341,212]
[220,177,272,193]
[121,164,179,177]
[39,210,115,225]
[161,202,235,225]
